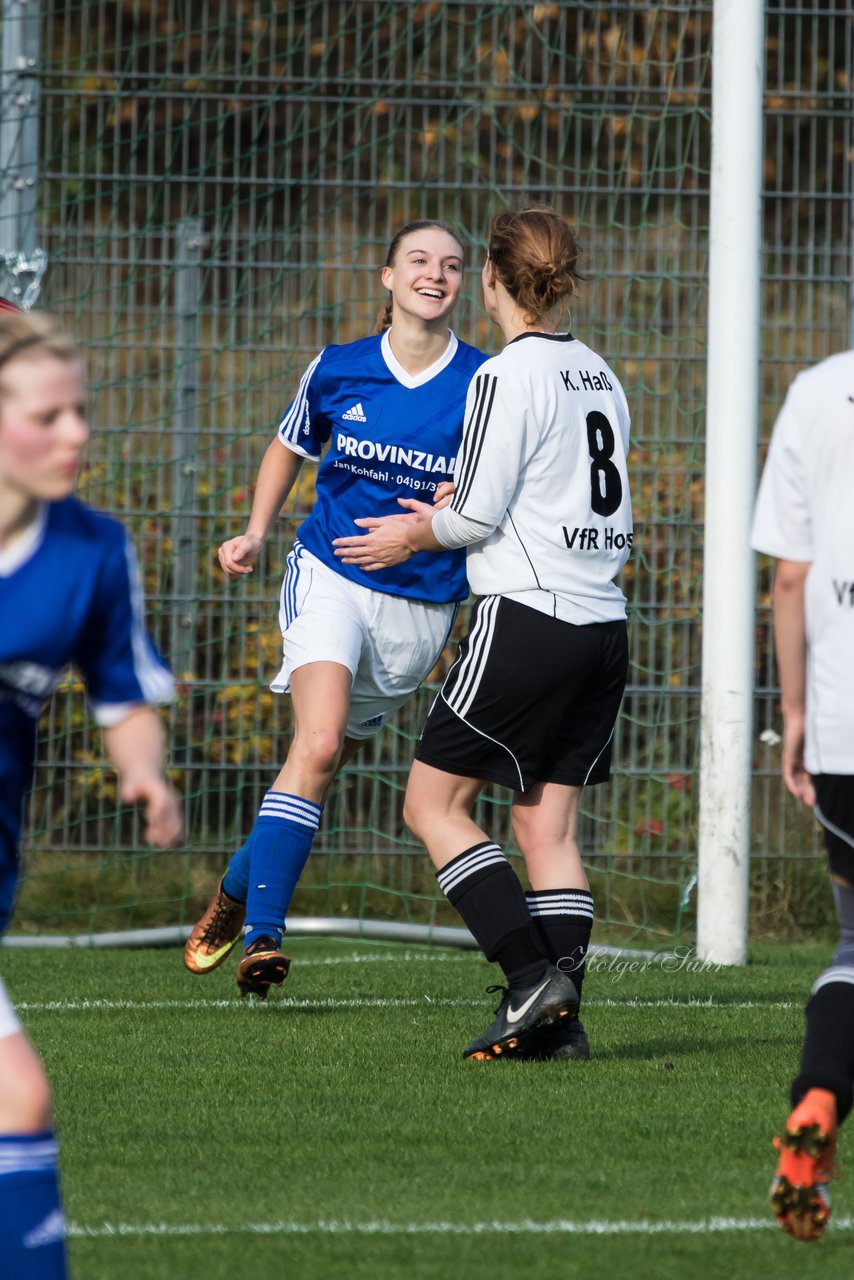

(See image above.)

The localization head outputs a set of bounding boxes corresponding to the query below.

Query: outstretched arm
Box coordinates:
[103,706,183,846]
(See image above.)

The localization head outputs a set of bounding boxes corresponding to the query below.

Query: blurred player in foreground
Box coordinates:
[335,206,632,1060]
[0,309,182,1276]
[753,350,854,1242]
[183,220,486,997]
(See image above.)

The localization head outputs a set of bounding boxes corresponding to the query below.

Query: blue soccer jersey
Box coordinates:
[277,330,488,604]
[0,498,174,931]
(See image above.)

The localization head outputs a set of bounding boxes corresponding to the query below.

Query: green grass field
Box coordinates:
[2,939,851,1280]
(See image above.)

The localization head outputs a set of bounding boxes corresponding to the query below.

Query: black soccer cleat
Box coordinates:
[528,1015,590,1061]
[236,935,291,999]
[463,965,579,1061]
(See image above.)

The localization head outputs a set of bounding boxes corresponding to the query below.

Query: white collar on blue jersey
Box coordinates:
[0,504,47,577]
[381,328,458,389]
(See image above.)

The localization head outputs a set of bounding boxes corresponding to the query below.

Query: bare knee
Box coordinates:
[402,787,429,841]
[0,1035,53,1132]
[289,727,345,787]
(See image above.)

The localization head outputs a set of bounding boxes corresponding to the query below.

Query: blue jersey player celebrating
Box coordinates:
[0,310,182,1277]
[184,220,486,997]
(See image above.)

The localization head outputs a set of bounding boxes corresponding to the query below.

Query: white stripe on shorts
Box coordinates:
[445,595,500,721]
[281,540,308,632]
[437,843,506,894]
[583,726,616,785]
[815,804,854,852]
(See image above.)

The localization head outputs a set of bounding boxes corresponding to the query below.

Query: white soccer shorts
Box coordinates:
[271,543,456,739]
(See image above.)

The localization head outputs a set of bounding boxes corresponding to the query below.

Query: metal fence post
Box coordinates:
[170,218,204,680]
[0,0,45,305]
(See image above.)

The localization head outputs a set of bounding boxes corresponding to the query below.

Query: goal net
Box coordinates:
[7,1,848,947]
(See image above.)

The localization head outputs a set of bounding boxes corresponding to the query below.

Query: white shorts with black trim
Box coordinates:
[0,974,22,1041]
[272,543,457,739]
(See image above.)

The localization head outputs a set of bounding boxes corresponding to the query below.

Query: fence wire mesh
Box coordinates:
[3,0,851,940]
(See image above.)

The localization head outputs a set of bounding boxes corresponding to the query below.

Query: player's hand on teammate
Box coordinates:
[218,533,263,577]
[781,711,816,807]
[334,498,431,570]
[119,775,184,847]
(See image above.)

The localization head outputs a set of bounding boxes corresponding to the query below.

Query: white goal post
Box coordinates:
[697,0,765,965]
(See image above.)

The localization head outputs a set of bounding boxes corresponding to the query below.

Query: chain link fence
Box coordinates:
[3,0,851,940]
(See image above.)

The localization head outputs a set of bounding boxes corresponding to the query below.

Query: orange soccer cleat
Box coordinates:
[770,1088,839,1243]
[183,879,246,974]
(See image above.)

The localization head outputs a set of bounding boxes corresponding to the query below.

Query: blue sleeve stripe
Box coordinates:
[452,372,497,513]
[278,351,323,447]
[124,538,176,703]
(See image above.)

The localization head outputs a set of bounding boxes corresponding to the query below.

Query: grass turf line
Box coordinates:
[0,939,845,1280]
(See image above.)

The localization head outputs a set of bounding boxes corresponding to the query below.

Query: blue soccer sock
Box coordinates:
[222,830,254,902]
[244,791,322,948]
[0,1130,67,1278]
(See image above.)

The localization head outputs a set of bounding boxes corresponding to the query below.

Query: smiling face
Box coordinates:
[0,352,89,509]
[381,227,464,328]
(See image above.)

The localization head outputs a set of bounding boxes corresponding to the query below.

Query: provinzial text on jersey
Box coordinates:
[562,526,634,550]
[335,432,455,473]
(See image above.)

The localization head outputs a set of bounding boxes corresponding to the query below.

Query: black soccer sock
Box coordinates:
[526,888,594,1003]
[437,842,549,988]
[792,878,854,1121]
[792,978,854,1122]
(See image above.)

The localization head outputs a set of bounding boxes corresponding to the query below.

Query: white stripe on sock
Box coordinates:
[0,1137,58,1175]
[812,966,854,995]
[437,845,505,894]
[258,792,321,830]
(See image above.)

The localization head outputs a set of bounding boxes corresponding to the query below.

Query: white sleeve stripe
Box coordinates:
[452,372,498,512]
[124,539,175,704]
[278,351,323,447]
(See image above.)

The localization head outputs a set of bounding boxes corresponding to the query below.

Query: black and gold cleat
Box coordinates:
[463,965,579,1061]
[236,935,291,999]
[528,1015,590,1061]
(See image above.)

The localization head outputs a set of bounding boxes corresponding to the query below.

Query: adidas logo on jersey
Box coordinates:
[342,402,367,422]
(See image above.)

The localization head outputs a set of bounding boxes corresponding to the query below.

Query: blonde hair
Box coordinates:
[0,311,80,396]
[487,205,585,327]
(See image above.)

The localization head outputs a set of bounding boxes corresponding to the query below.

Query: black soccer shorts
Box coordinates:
[415,595,628,792]
[814,774,854,884]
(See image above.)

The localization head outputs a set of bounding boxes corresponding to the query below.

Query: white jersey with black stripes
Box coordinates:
[449,331,632,624]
